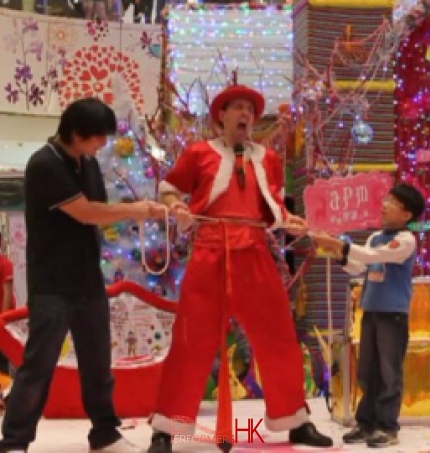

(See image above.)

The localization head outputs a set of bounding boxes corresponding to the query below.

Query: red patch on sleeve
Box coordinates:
[388,240,400,249]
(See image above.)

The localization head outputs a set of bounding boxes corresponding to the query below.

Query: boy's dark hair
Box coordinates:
[390,183,426,221]
[57,98,117,144]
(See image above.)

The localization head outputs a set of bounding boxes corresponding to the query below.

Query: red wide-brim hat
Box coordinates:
[210,84,265,124]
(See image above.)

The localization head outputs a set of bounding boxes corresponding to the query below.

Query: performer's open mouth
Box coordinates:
[237,121,248,130]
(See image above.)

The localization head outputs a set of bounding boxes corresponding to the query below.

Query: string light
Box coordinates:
[395,15,430,274]
[167,6,294,115]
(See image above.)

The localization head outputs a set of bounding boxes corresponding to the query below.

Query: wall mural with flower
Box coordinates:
[0,8,162,115]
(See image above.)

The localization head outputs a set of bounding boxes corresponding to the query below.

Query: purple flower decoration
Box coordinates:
[140,31,151,50]
[48,68,58,80]
[15,64,32,83]
[22,18,38,34]
[5,83,19,103]
[29,84,44,106]
[27,41,43,62]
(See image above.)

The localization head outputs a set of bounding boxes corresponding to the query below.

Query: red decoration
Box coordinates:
[395,17,430,274]
[58,45,145,115]
[0,281,177,418]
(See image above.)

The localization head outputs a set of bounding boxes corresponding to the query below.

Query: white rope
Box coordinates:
[139,206,171,276]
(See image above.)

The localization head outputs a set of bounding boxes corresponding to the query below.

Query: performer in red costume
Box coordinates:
[147,84,333,453]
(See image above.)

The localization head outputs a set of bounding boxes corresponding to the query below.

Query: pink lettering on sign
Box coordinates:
[304,172,393,235]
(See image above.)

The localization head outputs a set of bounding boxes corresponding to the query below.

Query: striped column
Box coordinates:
[292,0,395,356]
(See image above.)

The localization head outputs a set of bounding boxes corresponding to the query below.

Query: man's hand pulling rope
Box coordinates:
[141,201,312,276]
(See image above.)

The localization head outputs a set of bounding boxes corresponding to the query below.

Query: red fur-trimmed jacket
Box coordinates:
[159,138,288,229]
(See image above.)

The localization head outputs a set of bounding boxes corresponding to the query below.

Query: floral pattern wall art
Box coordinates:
[0,9,162,115]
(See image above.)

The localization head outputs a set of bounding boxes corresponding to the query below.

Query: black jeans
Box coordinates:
[0,294,121,451]
[355,311,409,433]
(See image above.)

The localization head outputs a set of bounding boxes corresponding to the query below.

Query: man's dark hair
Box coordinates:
[57,98,117,144]
[390,183,426,221]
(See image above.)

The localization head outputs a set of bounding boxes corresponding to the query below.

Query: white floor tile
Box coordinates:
[2,398,430,452]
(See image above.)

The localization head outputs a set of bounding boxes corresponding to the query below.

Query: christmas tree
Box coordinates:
[97,75,188,299]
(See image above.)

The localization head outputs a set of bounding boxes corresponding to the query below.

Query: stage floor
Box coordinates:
[2,398,429,452]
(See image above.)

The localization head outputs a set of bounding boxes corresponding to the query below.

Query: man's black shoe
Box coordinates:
[289,422,333,448]
[147,432,172,453]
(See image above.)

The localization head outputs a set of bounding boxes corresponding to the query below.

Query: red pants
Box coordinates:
[151,241,308,434]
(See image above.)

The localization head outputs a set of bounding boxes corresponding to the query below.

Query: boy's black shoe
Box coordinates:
[366,430,399,448]
[343,426,373,444]
[289,422,333,447]
[147,432,172,453]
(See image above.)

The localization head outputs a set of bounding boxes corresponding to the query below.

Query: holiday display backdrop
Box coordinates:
[395,14,430,275]
[291,0,430,420]
[0,5,317,405]
[3,0,429,410]
[0,8,161,115]
[291,0,398,391]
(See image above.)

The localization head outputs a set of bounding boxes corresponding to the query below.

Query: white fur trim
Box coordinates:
[207,138,235,205]
[279,187,286,199]
[249,143,283,229]
[151,413,195,436]
[265,407,309,431]
[159,180,184,198]
[207,139,284,229]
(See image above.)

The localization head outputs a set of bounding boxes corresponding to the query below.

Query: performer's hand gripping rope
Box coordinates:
[139,205,171,276]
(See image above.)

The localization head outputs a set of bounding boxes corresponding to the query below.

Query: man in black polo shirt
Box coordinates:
[0,98,164,453]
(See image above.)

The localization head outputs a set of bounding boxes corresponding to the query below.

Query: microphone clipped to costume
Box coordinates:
[233,143,246,190]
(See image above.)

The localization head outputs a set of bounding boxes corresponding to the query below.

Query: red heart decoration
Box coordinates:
[90,66,108,80]
[79,70,91,81]
[104,93,113,104]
